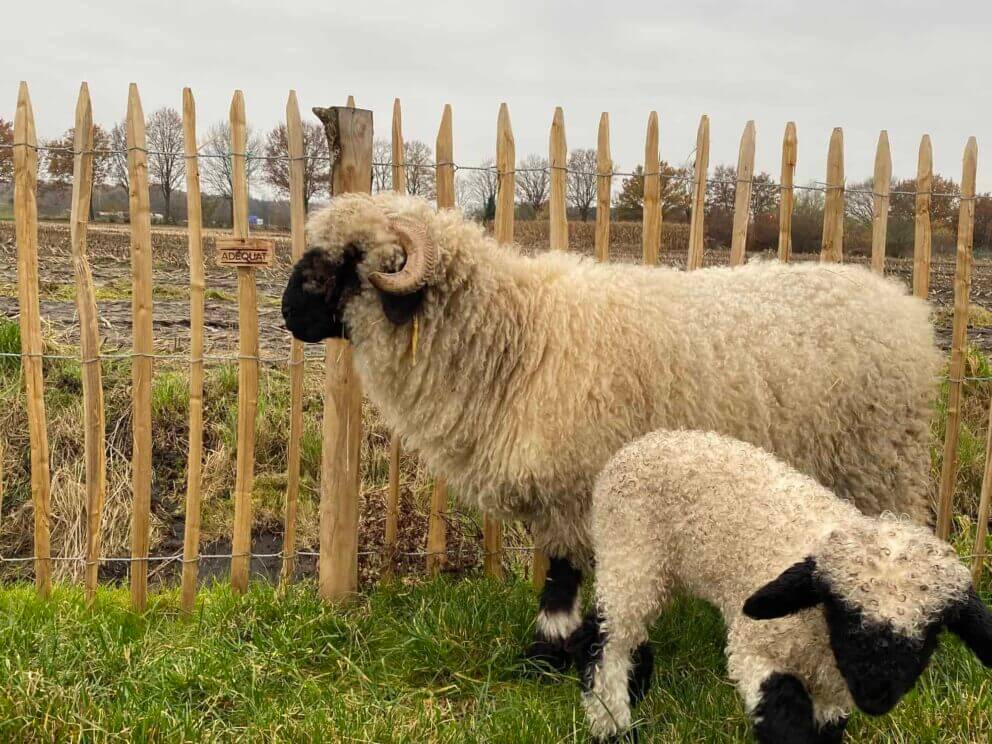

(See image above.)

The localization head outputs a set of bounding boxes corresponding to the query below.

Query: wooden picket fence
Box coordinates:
[6,80,992,612]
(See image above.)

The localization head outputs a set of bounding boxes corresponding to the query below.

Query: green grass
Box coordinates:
[0,577,989,743]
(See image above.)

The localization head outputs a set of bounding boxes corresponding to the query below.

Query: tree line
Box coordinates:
[2,115,990,253]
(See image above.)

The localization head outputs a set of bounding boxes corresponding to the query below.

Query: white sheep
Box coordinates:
[281,192,941,666]
[575,429,992,743]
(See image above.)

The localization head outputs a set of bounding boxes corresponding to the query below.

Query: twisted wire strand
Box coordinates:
[0,142,982,200]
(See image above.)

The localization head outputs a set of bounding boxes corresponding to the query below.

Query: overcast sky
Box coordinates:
[3,0,991,191]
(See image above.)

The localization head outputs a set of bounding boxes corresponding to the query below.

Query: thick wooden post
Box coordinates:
[913,135,933,299]
[13,82,52,597]
[426,104,455,577]
[313,105,372,600]
[936,137,978,541]
[820,128,845,263]
[870,131,891,274]
[180,88,206,613]
[486,103,515,580]
[126,83,154,611]
[686,115,710,270]
[729,120,756,267]
[549,107,568,252]
[69,83,106,602]
[642,112,660,266]
[594,113,611,263]
[777,122,797,262]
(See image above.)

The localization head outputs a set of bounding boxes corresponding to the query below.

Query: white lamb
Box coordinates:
[575,430,992,743]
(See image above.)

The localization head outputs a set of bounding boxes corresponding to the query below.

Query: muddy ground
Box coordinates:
[3,221,991,356]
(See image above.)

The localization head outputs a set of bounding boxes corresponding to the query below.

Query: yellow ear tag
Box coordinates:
[410,315,419,366]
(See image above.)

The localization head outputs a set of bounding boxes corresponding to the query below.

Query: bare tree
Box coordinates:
[146,107,185,222]
[262,121,329,211]
[108,121,129,192]
[750,172,779,216]
[516,154,549,214]
[199,120,264,222]
[845,178,876,227]
[567,149,598,221]
[464,158,499,219]
[42,124,112,219]
[372,138,392,192]
[404,140,436,199]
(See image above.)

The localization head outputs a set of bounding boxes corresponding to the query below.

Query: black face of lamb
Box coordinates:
[282,246,361,342]
[823,596,940,717]
[524,557,584,672]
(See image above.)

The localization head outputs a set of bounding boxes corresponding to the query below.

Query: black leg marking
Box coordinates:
[752,673,818,744]
[815,716,848,744]
[568,611,604,691]
[524,557,583,672]
[628,642,654,705]
[539,557,583,614]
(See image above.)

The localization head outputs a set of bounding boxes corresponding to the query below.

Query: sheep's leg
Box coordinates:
[576,610,655,742]
[815,716,848,744]
[525,556,583,671]
[750,672,819,744]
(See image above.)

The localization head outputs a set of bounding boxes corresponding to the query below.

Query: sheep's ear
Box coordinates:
[946,587,992,667]
[743,557,822,620]
[378,287,425,326]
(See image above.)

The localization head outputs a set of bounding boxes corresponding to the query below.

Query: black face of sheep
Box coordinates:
[743,560,992,717]
[282,219,435,343]
[282,247,358,342]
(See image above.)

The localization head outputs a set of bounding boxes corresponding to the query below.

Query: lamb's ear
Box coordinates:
[378,287,425,326]
[743,557,822,620]
[946,587,992,667]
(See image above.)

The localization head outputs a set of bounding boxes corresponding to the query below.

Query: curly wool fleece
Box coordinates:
[584,429,972,738]
[305,192,940,563]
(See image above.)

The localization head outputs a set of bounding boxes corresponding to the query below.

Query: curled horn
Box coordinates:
[368,218,437,295]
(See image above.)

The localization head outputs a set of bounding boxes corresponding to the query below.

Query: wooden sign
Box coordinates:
[216,237,275,267]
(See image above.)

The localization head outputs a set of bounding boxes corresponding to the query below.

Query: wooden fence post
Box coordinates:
[595,113,611,263]
[68,83,106,602]
[913,135,933,299]
[729,120,756,267]
[686,115,710,270]
[427,104,455,577]
[126,83,154,611]
[385,98,406,578]
[777,122,797,262]
[820,128,844,263]
[312,104,372,601]
[13,81,52,597]
[227,90,260,594]
[642,112,660,266]
[180,87,206,613]
[870,131,891,274]
[485,103,515,581]
[280,90,307,589]
[550,107,568,252]
[936,137,978,541]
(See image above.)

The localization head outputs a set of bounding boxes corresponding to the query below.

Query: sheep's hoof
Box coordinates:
[523,638,572,673]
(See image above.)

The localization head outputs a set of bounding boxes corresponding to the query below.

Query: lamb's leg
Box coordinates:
[815,716,848,744]
[525,556,583,671]
[750,672,819,744]
[575,610,655,742]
